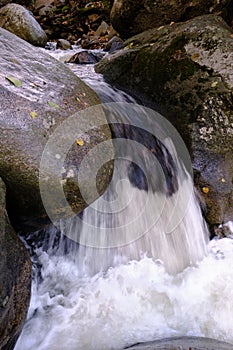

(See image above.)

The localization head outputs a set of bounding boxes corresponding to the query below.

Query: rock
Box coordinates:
[107,24,120,40]
[94,20,109,37]
[0,3,47,46]
[110,0,233,39]
[126,336,233,350]
[96,15,233,227]
[67,50,104,64]
[57,38,72,50]
[0,27,113,231]
[0,177,31,349]
[105,35,123,52]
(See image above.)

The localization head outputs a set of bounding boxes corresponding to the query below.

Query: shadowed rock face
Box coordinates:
[110,0,233,39]
[0,27,113,232]
[96,15,233,228]
[125,336,233,350]
[0,178,31,350]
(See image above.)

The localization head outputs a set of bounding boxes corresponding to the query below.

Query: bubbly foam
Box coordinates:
[15,236,233,350]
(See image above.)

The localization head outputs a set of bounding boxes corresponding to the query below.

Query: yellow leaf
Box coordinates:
[202,187,209,194]
[48,100,60,109]
[76,97,81,103]
[221,178,226,183]
[211,81,218,88]
[76,139,84,146]
[30,111,37,119]
[6,76,22,87]
[191,53,199,62]
[170,21,175,26]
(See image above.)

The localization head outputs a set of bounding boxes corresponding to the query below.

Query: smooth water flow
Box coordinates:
[15,50,233,350]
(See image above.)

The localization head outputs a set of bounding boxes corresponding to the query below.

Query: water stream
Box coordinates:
[15,49,233,350]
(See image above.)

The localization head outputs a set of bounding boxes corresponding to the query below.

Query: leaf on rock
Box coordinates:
[191,53,199,61]
[211,81,218,88]
[48,100,60,109]
[30,111,37,119]
[6,76,22,87]
[76,139,84,146]
[202,187,209,194]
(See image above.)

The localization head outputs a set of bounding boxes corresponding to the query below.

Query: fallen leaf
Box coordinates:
[191,53,199,61]
[48,100,60,109]
[170,21,175,26]
[30,111,37,119]
[76,97,81,103]
[76,139,84,146]
[202,187,209,194]
[221,178,226,183]
[211,81,218,88]
[6,76,22,87]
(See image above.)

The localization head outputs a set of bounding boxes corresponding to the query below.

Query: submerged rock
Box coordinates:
[96,14,233,227]
[0,27,113,231]
[0,3,47,46]
[0,178,31,349]
[110,0,233,39]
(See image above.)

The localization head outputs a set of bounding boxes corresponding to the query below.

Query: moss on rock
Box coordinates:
[96,14,233,226]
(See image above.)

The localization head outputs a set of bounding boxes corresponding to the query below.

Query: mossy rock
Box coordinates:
[110,0,233,39]
[96,14,233,227]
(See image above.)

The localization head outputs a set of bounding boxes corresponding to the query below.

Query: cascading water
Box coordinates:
[15,50,233,350]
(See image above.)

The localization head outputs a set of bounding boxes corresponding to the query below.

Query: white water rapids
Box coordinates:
[14,49,233,350]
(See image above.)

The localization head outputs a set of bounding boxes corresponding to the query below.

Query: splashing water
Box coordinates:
[15,50,233,350]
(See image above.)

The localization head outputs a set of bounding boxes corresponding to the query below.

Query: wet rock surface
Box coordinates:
[0,178,31,350]
[96,14,233,227]
[0,27,113,231]
[0,3,47,46]
[126,336,233,350]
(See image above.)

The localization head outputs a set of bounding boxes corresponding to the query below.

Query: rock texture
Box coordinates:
[0,3,47,46]
[110,0,232,38]
[0,27,113,231]
[0,178,31,350]
[96,15,233,228]
[126,336,233,350]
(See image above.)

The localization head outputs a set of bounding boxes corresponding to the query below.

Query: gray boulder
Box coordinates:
[0,177,31,349]
[0,3,47,46]
[0,27,113,231]
[110,0,232,39]
[96,15,233,228]
[126,336,233,350]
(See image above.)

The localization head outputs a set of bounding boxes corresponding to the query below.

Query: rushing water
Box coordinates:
[15,49,233,350]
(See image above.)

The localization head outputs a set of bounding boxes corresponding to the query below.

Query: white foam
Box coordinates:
[15,237,233,350]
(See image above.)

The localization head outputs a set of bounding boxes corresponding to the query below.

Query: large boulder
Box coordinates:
[96,15,233,228]
[0,27,113,231]
[110,0,232,39]
[0,177,31,349]
[0,3,47,46]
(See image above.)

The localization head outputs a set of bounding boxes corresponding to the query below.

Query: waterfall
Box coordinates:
[14,53,233,350]
[57,99,208,276]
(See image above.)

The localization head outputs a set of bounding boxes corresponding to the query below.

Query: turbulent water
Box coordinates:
[15,48,233,350]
